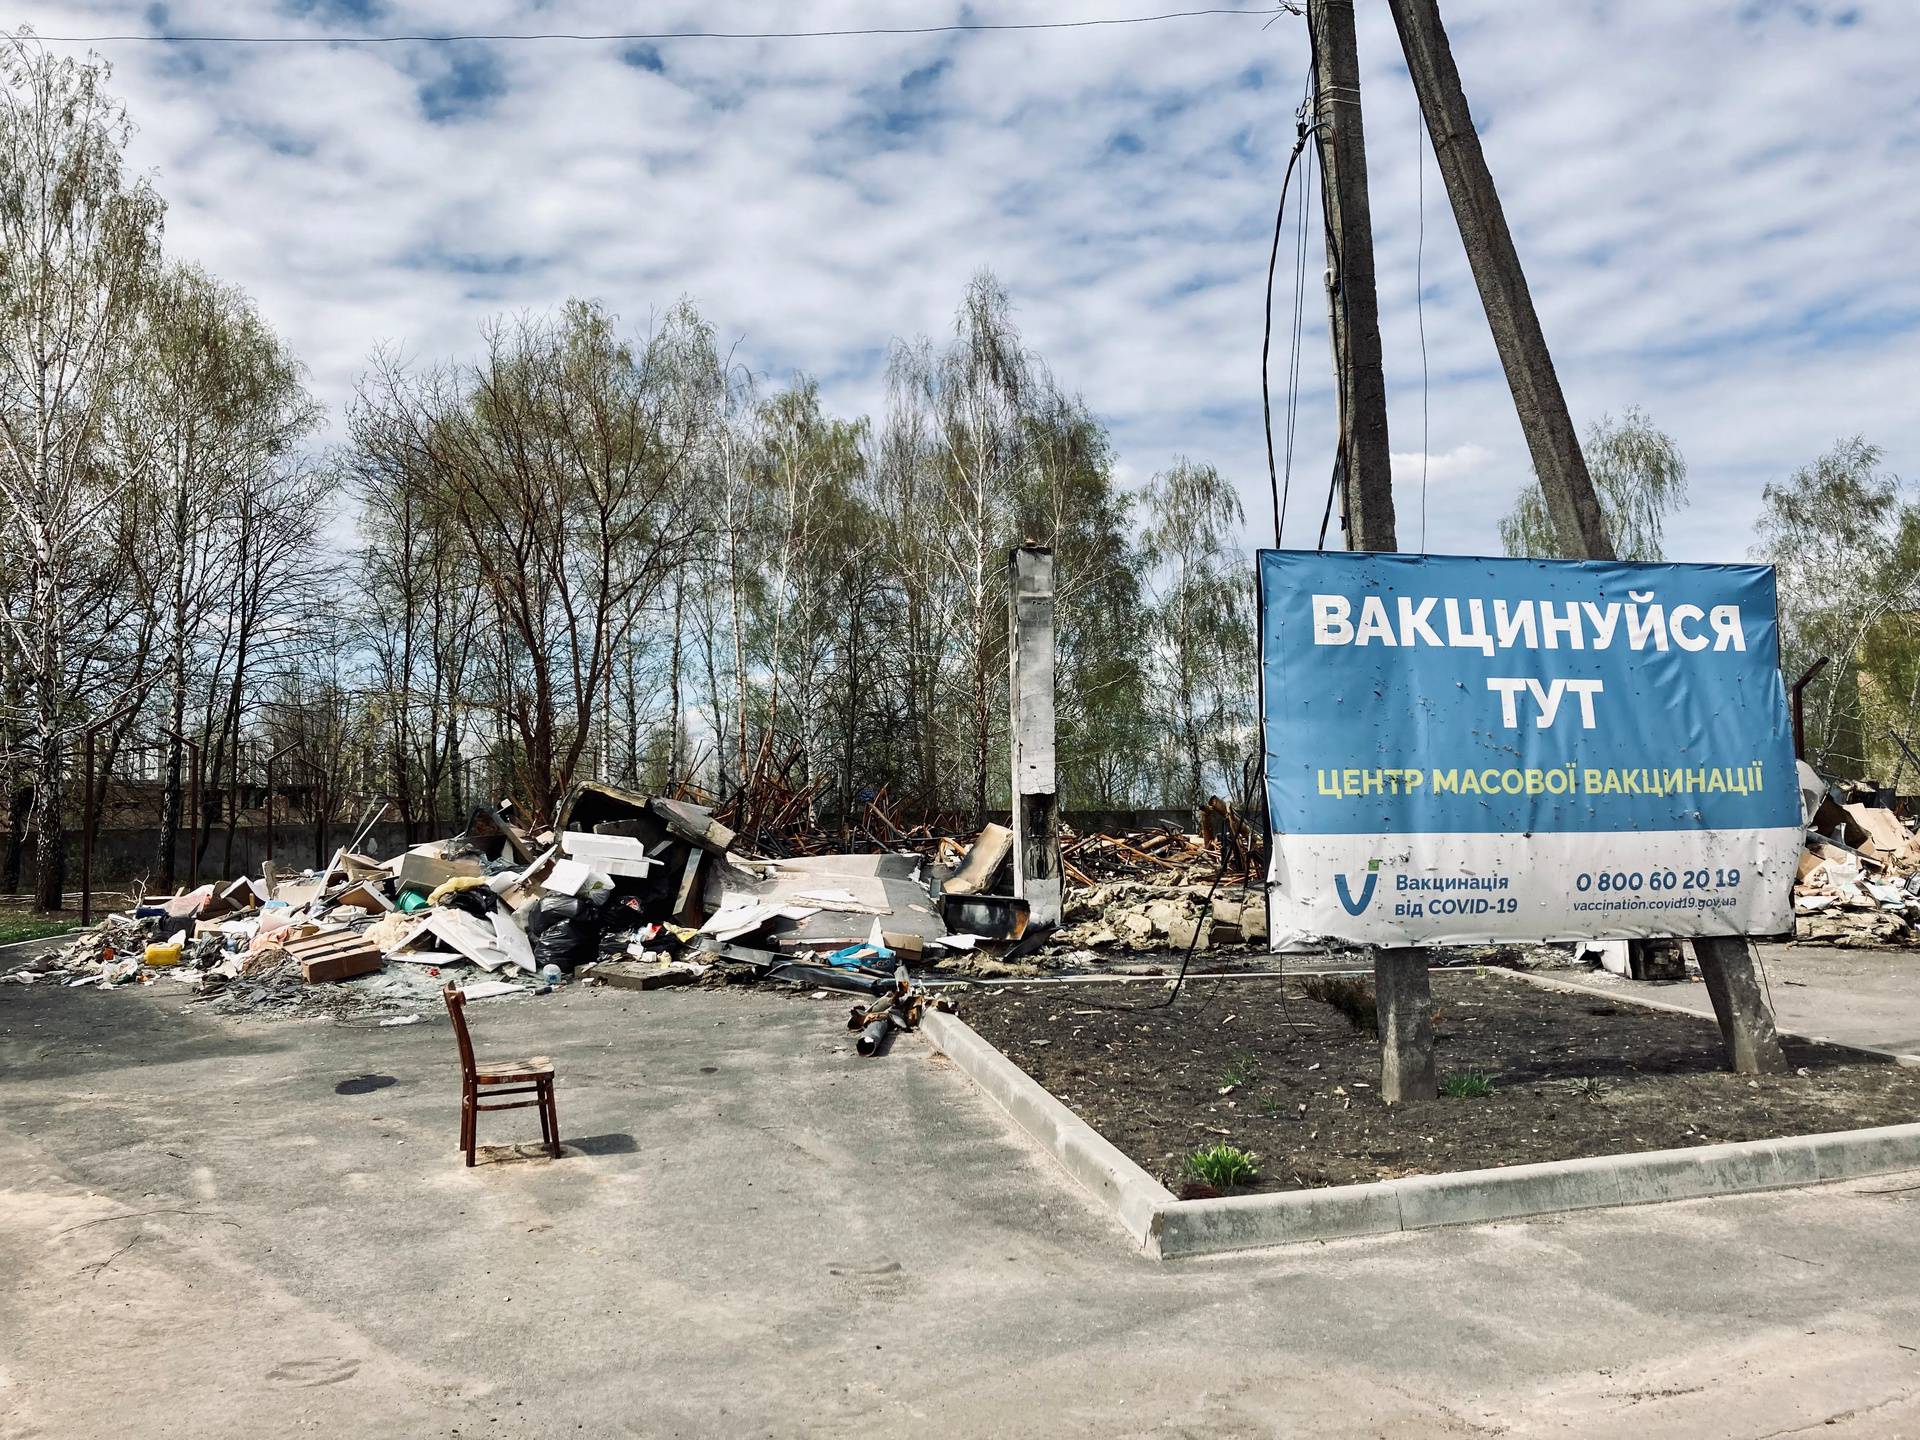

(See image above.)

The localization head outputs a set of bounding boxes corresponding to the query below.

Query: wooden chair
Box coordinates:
[442,984,560,1166]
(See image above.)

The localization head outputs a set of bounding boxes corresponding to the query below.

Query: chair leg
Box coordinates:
[463,1087,477,1167]
[544,1082,561,1159]
[535,1085,552,1149]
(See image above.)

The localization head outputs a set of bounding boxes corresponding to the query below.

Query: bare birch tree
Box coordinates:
[0,32,163,908]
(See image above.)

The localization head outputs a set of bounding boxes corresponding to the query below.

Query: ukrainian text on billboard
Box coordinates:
[1258,550,1801,949]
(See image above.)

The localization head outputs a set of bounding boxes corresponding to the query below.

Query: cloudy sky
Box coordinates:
[17,0,1918,559]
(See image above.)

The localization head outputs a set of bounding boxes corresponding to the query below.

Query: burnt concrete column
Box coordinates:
[1009,546,1061,929]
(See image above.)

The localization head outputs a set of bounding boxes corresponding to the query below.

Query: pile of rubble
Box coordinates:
[1794,772,1920,947]
[1054,880,1268,953]
[0,782,1082,1024]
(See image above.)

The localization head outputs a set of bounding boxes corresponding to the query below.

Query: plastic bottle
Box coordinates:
[540,963,563,988]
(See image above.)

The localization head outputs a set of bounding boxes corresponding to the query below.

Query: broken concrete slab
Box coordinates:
[578,959,703,991]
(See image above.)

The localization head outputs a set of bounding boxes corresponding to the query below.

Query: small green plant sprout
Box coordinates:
[1219,1053,1261,1089]
[1441,1071,1495,1099]
[1184,1143,1261,1189]
[1570,1076,1609,1103]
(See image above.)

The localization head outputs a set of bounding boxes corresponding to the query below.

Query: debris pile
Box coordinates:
[10,782,1201,1025]
[1060,811,1258,888]
[1053,880,1268,953]
[1793,765,1920,946]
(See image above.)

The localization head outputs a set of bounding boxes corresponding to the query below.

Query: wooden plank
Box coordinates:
[286,931,369,957]
[1112,840,1183,872]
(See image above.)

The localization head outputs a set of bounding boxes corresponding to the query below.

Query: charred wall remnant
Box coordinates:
[1009,545,1061,929]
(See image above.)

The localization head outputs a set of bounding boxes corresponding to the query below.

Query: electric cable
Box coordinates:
[1260,121,1313,549]
[1280,137,1310,528]
[38,10,1279,44]
[1302,0,1348,551]
[1058,849,1229,1014]
[1416,99,1430,551]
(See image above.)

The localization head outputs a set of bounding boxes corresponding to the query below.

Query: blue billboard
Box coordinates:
[1257,550,1801,947]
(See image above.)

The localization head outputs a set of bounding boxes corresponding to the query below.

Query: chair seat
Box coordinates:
[474,1056,554,1083]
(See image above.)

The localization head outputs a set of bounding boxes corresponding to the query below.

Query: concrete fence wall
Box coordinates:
[11,822,415,895]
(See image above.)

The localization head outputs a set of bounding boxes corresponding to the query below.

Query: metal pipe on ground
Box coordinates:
[763,961,891,998]
[857,1009,900,1057]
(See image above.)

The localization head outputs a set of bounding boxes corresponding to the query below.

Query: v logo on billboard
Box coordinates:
[1335,861,1381,916]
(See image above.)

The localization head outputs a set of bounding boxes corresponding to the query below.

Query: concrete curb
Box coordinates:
[1503,966,1920,1067]
[920,1009,1173,1247]
[926,1002,1920,1260]
[1153,1122,1920,1258]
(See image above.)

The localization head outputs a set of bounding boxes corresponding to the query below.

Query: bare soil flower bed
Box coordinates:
[960,970,1920,1193]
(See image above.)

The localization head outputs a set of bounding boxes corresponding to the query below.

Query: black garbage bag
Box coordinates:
[445,884,500,920]
[525,894,601,972]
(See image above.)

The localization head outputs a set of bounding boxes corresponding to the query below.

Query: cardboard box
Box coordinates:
[397,847,485,898]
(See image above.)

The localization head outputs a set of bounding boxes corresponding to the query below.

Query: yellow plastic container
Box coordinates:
[144,941,183,968]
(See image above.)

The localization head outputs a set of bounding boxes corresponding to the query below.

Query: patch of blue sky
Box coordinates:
[417,46,507,124]
[620,44,665,74]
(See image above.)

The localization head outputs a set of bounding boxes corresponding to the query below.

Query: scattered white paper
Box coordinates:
[934,933,986,951]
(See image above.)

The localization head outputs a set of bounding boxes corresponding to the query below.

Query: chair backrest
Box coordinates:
[442,984,477,1081]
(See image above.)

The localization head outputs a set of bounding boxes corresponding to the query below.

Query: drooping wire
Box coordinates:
[1303,0,1347,552]
[1260,119,1315,548]
[1279,72,1315,547]
[1416,99,1431,552]
[1060,851,1230,1014]
[38,9,1277,44]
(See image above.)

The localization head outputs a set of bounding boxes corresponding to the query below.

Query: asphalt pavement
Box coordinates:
[4,977,1919,1438]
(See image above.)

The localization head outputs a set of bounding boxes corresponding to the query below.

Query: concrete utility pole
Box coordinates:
[1310,0,1395,550]
[1389,0,1788,1075]
[1386,0,1610,561]
[1008,545,1062,930]
[1308,0,1430,1101]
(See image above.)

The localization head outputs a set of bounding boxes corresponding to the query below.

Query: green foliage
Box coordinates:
[1441,1072,1495,1099]
[1301,974,1379,1035]
[1018,388,1152,808]
[1184,1142,1261,1189]
[0,917,79,945]
[1142,460,1254,809]
[1500,407,1688,561]
[1755,438,1920,780]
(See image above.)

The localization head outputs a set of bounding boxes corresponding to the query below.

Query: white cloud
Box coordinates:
[1392,443,1495,486]
[13,0,1918,564]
